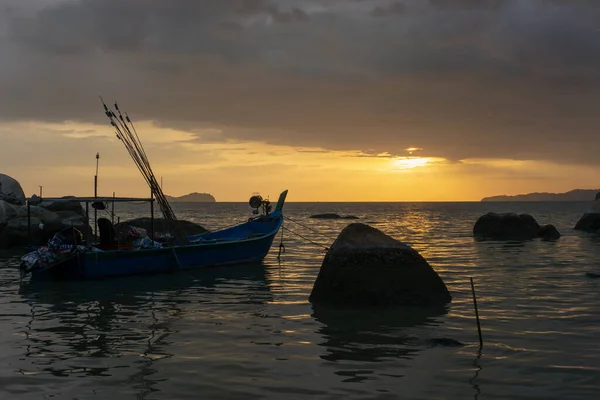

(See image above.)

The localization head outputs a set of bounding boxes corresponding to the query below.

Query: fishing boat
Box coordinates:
[20,191,287,281]
[19,100,288,281]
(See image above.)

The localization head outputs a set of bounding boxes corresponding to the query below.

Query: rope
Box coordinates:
[172,248,182,268]
[282,226,330,252]
[277,219,285,259]
[283,216,338,241]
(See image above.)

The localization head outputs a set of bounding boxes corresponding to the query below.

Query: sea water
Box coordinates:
[1,201,599,399]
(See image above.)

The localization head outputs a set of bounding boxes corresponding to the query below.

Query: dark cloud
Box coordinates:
[6,0,307,55]
[428,0,507,10]
[1,0,600,166]
[270,7,310,22]
[371,2,406,17]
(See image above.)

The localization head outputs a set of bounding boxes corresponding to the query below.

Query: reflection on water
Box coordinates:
[312,304,448,363]
[2,201,600,399]
[7,264,270,399]
[470,350,483,400]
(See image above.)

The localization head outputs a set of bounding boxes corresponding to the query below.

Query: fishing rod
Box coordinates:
[114,104,153,178]
[104,102,182,235]
[103,102,161,201]
[107,103,174,218]
[101,99,159,192]
[113,105,169,209]
[104,105,154,192]
[103,101,152,178]
[100,98,187,243]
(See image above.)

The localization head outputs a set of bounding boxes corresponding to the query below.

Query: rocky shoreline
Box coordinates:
[1,173,90,249]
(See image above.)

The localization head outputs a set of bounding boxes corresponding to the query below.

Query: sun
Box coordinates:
[392,157,431,170]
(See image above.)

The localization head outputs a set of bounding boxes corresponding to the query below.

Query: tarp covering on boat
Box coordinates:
[21,227,87,273]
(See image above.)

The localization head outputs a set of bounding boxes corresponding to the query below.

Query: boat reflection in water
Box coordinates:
[16,263,271,397]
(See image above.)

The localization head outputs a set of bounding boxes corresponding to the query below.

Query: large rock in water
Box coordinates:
[575,213,600,232]
[309,223,452,307]
[0,177,91,248]
[0,203,90,248]
[0,173,25,205]
[0,200,18,222]
[473,212,560,240]
[573,192,600,232]
[114,217,208,241]
[38,196,85,215]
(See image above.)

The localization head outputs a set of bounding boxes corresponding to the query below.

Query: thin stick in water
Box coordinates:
[470,277,483,349]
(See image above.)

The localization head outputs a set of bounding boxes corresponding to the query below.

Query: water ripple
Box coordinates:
[1,202,600,399]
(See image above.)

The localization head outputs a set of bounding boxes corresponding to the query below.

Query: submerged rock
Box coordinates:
[310,213,359,219]
[426,338,465,348]
[309,223,452,307]
[473,212,560,240]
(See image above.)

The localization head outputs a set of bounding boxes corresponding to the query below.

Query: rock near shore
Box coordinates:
[473,212,560,240]
[574,213,600,232]
[309,223,452,307]
[0,174,90,249]
[0,173,26,206]
[113,217,208,241]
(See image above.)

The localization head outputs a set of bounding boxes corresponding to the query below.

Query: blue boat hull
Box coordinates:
[27,214,283,281]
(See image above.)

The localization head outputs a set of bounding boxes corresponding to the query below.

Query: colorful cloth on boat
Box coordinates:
[133,236,161,249]
[20,227,86,273]
[128,226,148,238]
[127,225,161,249]
[21,244,86,272]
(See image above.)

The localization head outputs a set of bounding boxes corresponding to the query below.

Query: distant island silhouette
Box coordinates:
[481,189,600,202]
[166,192,216,202]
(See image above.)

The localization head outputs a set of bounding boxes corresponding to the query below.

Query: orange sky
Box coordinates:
[2,120,599,202]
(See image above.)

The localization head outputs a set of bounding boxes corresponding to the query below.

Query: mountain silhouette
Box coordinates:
[481,189,600,202]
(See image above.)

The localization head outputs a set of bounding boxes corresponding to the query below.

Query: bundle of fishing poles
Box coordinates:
[100,98,188,244]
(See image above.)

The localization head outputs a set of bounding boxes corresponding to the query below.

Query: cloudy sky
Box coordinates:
[1,0,599,201]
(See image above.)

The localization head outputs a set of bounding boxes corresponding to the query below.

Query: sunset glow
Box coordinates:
[391,157,434,170]
[0,1,598,202]
[1,119,598,202]
[405,148,423,155]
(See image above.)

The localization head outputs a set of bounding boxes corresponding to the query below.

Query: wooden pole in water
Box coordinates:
[470,277,484,349]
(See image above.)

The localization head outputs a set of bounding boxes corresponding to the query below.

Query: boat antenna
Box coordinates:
[99,97,187,243]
